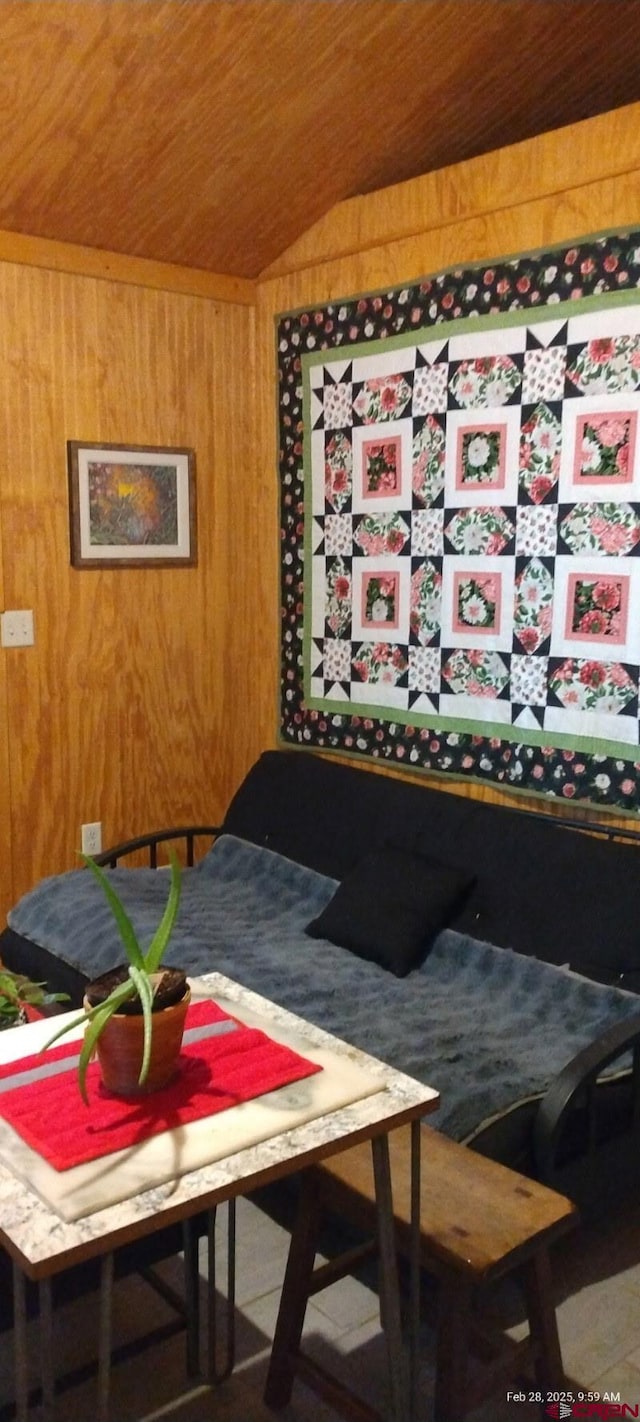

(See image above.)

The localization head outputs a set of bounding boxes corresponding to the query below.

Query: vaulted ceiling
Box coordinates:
[1,0,640,279]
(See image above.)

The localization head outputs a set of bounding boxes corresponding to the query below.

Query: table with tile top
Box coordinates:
[0,972,439,1422]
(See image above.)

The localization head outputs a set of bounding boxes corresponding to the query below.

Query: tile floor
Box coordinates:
[2,1185,640,1421]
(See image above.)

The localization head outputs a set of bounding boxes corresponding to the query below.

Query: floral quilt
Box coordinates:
[278,231,640,813]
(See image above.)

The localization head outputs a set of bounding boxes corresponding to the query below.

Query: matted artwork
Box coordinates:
[67,441,197,567]
[278,231,640,813]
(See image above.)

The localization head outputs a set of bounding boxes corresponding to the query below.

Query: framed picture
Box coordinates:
[67,441,197,568]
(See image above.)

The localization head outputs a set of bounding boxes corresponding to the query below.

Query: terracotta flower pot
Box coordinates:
[83,969,191,1097]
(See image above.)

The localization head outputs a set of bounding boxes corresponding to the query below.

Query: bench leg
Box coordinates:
[521,1248,565,1390]
[433,1275,472,1422]
[264,1170,323,1409]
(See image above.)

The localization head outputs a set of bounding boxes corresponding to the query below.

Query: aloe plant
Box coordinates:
[44,849,182,1103]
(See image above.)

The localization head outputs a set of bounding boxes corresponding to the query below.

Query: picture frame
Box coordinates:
[67,441,197,568]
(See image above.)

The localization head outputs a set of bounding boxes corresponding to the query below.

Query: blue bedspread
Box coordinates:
[9,834,640,1142]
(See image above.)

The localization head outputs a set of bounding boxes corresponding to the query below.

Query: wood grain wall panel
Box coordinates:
[260,173,640,316]
[0,228,255,304]
[2,102,639,929]
[262,102,640,279]
[256,106,640,832]
[0,262,262,912]
[0,320,9,924]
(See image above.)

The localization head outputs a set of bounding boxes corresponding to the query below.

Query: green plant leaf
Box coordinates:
[40,850,182,1098]
[77,978,142,1103]
[129,964,155,1085]
[80,853,146,970]
[0,969,69,1028]
[144,850,182,973]
[41,1008,89,1049]
[0,971,21,1005]
[41,979,136,1052]
[77,999,121,1105]
[31,989,69,1006]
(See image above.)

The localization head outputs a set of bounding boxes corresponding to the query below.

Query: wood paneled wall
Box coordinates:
[0,254,269,921]
[255,102,640,827]
[2,102,640,928]
[0,370,9,920]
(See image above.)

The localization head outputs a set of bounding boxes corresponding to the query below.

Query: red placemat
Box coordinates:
[0,1000,322,1170]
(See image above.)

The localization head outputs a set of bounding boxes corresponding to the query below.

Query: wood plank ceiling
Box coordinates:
[0,0,639,279]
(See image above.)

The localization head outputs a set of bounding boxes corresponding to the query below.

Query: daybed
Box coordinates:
[3,748,640,1220]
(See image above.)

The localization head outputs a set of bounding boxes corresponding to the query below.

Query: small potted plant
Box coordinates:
[0,968,68,1030]
[45,850,189,1103]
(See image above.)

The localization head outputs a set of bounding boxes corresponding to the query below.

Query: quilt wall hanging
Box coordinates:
[278,230,640,814]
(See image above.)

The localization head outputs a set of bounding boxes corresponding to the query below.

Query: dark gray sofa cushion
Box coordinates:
[305,847,474,976]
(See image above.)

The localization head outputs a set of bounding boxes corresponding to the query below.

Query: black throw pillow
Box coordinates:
[305,847,474,977]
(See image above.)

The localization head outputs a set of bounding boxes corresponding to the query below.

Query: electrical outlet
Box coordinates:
[81,822,102,856]
[0,610,34,647]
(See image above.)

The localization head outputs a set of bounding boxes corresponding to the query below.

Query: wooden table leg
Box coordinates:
[12,1262,29,1422]
[96,1252,114,1422]
[264,1171,323,1409]
[182,1217,201,1377]
[372,1135,409,1422]
[207,1199,236,1383]
[409,1119,421,1422]
[39,1278,55,1422]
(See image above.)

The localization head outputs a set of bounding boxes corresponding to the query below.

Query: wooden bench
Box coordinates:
[264,1124,577,1422]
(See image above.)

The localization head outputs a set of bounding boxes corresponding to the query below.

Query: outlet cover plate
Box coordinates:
[1,610,34,647]
[81,822,102,855]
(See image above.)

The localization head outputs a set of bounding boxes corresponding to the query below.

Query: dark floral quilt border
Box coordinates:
[277,231,640,814]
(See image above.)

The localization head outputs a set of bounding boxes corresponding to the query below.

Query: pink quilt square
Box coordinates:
[453,572,502,635]
[565,573,629,644]
[361,436,402,498]
[361,571,400,629]
[573,410,637,485]
[455,423,507,491]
